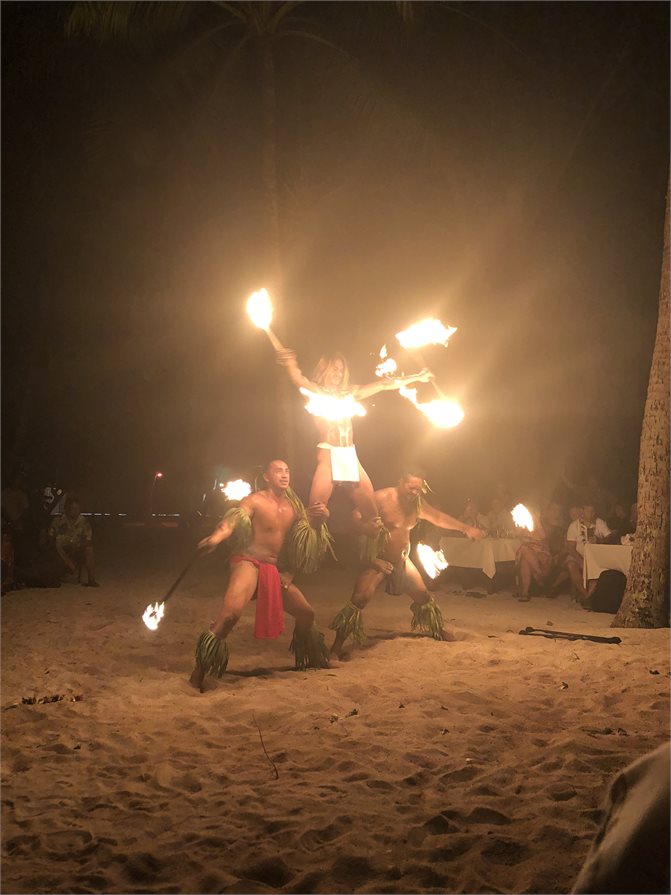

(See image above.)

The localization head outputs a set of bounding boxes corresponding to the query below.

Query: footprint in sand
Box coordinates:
[423,813,461,834]
[237,857,294,888]
[481,837,531,866]
[299,821,347,850]
[443,806,512,825]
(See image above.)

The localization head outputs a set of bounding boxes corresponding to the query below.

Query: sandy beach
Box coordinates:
[2,528,669,895]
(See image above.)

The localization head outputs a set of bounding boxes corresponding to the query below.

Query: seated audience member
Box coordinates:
[514,510,553,602]
[49,495,99,587]
[565,504,611,600]
[568,505,581,523]
[580,472,615,522]
[572,742,670,894]
[541,502,566,555]
[459,499,488,532]
[607,502,631,537]
[483,497,515,537]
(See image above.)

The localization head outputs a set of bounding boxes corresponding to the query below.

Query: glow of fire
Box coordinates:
[417,543,449,579]
[246,288,273,331]
[375,345,398,378]
[299,388,366,421]
[221,479,252,501]
[512,504,534,531]
[142,601,165,631]
[399,386,464,428]
[395,318,458,350]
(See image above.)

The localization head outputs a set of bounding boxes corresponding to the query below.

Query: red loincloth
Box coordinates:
[230,555,285,639]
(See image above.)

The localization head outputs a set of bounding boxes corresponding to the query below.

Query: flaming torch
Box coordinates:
[299,388,366,421]
[399,386,464,429]
[395,318,457,350]
[221,479,252,501]
[246,288,286,351]
[142,549,201,631]
[395,317,458,402]
[511,503,534,532]
[417,543,449,579]
[375,345,398,378]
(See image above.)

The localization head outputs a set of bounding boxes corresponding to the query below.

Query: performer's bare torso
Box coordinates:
[375,486,421,562]
[243,491,297,564]
[314,414,354,448]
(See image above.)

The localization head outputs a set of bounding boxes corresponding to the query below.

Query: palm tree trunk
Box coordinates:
[257,35,295,466]
[613,176,670,628]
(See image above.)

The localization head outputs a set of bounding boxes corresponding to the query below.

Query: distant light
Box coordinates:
[155,472,164,479]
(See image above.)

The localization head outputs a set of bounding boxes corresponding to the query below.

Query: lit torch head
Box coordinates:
[299,388,366,422]
[395,318,458,350]
[142,601,165,631]
[416,543,449,579]
[221,479,252,501]
[399,386,464,428]
[246,288,273,331]
[512,504,534,532]
[375,345,398,378]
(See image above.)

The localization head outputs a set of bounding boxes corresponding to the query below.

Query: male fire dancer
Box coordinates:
[329,467,483,658]
[189,459,330,690]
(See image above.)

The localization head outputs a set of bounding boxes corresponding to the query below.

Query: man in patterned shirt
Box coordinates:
[49,495,99,587]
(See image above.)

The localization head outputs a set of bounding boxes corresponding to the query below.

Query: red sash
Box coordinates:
[230,555,285,639]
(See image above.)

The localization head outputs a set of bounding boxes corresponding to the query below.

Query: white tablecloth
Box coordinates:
[583,543,633,586]
[438,537,521,579]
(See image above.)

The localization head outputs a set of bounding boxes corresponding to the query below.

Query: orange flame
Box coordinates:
[395,318,457,350]
[142,601,165,631]
[417,543,449,579]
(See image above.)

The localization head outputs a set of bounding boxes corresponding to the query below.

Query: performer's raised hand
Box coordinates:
[275,348,297,366]
[307,500,330,522]
[415,368,434,383]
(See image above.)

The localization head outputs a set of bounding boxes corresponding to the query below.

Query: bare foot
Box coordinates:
[329,640,344,661]
[440,628,458,642]
[189,663,205,692]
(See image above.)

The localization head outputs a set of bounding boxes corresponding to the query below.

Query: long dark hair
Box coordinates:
[312,353,350,390]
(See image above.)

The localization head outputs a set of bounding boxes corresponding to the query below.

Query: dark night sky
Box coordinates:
[2,1,668,516]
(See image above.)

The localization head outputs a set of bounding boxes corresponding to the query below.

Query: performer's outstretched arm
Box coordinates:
[275,348,316,391]
[353,369,433,400]
[420,500,483,541]
[199,496,255,553]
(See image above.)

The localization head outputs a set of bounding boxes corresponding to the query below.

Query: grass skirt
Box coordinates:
[289,625,330,670]
[195,631,230,678]
[410,598,444,641]
[329,601,367,646]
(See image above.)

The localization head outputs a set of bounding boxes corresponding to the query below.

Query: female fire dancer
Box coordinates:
[329,467,483,659]
[275,348,432,523]
[189,459,331,690]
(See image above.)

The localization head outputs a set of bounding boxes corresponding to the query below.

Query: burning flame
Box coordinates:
[399,386,464,428]
[221,479,252,501]
[246,288,273,331]
[142,601,165,631]
[375,345,398,378]
[512,504,534,532]
[417,543,449,579]
[395,318,457,350]
[299,388,366,422]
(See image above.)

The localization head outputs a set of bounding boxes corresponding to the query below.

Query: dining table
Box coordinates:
[438,536,522,580]
[583,542,633,587]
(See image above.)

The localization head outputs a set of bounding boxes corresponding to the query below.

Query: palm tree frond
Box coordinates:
[65,1,195,42]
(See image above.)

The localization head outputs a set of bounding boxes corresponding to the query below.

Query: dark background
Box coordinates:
[2,1,668,517]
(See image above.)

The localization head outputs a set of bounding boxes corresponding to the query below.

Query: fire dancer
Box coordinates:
[275,348,432,521]
[189,459,331,690]
[329,467,483,658]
